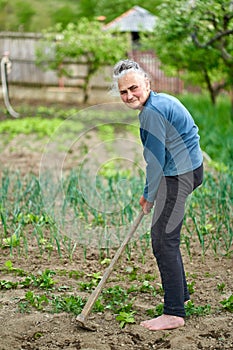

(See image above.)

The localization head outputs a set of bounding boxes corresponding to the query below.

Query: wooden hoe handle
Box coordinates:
[76,210,144,326]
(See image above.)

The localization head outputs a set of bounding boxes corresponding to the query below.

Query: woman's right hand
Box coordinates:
[139,195,154,215]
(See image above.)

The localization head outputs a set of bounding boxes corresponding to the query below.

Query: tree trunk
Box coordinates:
[83,63,96,104]
[203,69,216,105]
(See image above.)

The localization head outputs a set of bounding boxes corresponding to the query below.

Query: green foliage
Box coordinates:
[0,280,18,290]
[141,0,233,104]
[102,285,134,313]
[146,303,164,317]
[220,295,233,312]
[21,269,56,289]
[217,283,226,293]
[180,94,233,164]
[23,291,49,310]
[185,301,212,317]
[36,19,129,102]
[139,280,156,295]
[78,272,102,291]
[186,168,232,258]
[51,295,86,314]
[0,0,161,32]
[15,1,36,31]
[0,117,63,138]
[2,260,26,276]
[50,5,79,28]
[2,234,20,248]
[116,311,136,328]
[187,281,195,295]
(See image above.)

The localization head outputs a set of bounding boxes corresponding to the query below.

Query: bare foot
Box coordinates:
[140,314,185,331]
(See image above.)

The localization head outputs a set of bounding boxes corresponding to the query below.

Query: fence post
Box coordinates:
[1,51,20,118]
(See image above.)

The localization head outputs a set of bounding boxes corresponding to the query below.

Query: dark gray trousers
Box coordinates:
[151,164,203,317]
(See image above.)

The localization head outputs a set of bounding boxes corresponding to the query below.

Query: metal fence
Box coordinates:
[131,50,184,94]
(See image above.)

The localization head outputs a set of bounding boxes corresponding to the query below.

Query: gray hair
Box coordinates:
[111,59,149,95]
[113,59,149,79]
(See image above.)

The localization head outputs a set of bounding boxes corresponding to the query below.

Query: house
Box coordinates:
[103,5,156,46]
[104,6,183,93]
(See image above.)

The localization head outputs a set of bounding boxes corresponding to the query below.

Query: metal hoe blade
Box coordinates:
[76,210,144,331]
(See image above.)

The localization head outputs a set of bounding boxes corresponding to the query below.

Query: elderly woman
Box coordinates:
[113,59,203,330]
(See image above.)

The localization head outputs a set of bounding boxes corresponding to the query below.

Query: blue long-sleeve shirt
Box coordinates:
[139,91,203,202]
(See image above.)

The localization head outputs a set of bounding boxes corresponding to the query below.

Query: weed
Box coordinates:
[78,272,102,291]
[0,280,18,290]
[21,269,56,289]
[146,303,164,317]
[102,285,134,313]
[187,281,196,295]
[93,299,105,313]
[24,291,49,311]
[220,295,233,312]
[116,311,136,328]
[217,283,226,293]
[185,301,211,316]
[51,295,86,315]
[125,266,138,281]
[139,280,157,295]
[2,260,26,276]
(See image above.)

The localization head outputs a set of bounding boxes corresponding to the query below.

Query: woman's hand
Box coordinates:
[139,195,154,215]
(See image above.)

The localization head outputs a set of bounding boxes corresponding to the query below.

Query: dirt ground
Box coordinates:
[0,130,232,350]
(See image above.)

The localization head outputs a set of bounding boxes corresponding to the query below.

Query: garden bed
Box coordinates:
[0,103,232,349]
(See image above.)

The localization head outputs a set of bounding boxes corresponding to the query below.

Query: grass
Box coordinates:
[179,93,233,165]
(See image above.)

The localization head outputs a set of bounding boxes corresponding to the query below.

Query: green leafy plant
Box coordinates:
[125,266,138,281]
[139,280,156,295]
[0,280,18,290]
[220,295,233,312]
[102,285,134,313]
[2,233,20,248]
[2,260,26,276]
[36,19,129,103]
[21,269,56,289]
[187,281,195,295]
[51,295,86,315]
[24,291,49,311]
[217,283,226,293]
[146,303,164,317]
[116,311,136,328]
[78,272,102,291]
[184,301,211,317]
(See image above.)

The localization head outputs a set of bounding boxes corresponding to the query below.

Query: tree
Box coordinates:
[36,19,129,103]
[0,0,161,32]
[50,5,79,28]
[78,0,162,22]
[141,0,233,107]
[15,1,36,31]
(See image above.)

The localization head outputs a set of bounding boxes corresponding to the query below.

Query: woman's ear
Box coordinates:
[145,77,151,91]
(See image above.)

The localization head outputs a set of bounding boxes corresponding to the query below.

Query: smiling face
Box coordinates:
[118,71,151,110]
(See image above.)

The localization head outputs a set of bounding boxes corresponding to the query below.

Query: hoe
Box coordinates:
[76,210,144,331]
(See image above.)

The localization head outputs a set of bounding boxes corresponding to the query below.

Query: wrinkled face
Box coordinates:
[118,71,150,110]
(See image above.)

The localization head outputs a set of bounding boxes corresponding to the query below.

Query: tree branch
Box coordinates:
[191,29,233,48]
[221,47,233,62]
